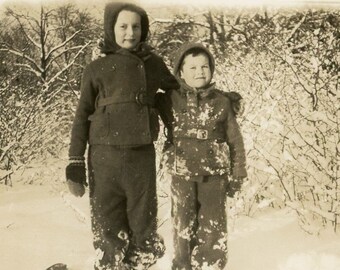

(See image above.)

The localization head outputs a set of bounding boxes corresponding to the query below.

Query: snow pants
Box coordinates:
[171,175,229,270]
[88,144,164,270]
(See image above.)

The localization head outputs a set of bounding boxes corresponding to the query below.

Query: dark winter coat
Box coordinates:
[69,3,178,157]
[157,43,247,179]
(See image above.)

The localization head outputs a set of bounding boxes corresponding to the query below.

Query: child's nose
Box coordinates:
[126,26,134,36]
[196,67,204,75]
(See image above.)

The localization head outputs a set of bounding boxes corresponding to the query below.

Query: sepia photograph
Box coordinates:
[0,0,339,269]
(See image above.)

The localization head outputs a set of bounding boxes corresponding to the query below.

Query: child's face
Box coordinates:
[180,53,212,89]
[114,10,142,50]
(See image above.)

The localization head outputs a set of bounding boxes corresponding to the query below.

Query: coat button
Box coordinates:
[208,149,214,155]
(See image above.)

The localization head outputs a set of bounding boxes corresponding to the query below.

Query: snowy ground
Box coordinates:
[1,164,340,270]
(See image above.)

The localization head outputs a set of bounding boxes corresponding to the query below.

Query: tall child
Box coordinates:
[157,42,247,270]
[65,2,179,270]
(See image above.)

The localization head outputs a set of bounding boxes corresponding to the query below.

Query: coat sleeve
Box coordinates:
[155,90,174,143]
[224,97,247,179]
[157,58,180,91]
[68,64,98,157]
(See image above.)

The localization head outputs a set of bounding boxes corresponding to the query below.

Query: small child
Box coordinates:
[157,42,247,270]
[65,2,178,270]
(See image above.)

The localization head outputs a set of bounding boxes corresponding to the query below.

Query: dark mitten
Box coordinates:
[65,157,87,197]
[226,177,244,198]
[67,180,86,197]
[224,91,245,117]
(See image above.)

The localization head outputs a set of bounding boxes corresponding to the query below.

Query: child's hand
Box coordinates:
[163,139,173,151]
[65,158,87,197]
[226,177,244,198]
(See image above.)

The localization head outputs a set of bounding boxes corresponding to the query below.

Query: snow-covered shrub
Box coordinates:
[213,9,339,233]
[150,7,339,233]
[0,82,76,179]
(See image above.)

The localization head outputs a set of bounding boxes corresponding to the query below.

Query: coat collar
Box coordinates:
[177,81,216,109]
[115,42,153,61]
[178,80,216,99]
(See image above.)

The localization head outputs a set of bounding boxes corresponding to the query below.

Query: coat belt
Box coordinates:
[97,92,154,107]
[174,128,224,141]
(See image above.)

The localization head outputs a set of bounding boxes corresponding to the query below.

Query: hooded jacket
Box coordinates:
[158,43,247,179]
[69,2,179,157]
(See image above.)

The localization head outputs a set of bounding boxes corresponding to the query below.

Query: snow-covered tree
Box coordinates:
[0,4,101,184]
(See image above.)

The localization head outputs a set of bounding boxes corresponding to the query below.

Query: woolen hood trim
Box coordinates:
[173,42,215,79]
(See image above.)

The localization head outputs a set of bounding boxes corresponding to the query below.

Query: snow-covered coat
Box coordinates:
[69,2,178,157]
[157,43,247,179]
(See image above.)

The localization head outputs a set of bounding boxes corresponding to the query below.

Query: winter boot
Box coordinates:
[124,235,165,269]
[46,263,68,270]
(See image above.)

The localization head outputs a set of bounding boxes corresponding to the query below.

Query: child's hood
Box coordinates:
[101,2,149,54]
[173,42,215,79]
